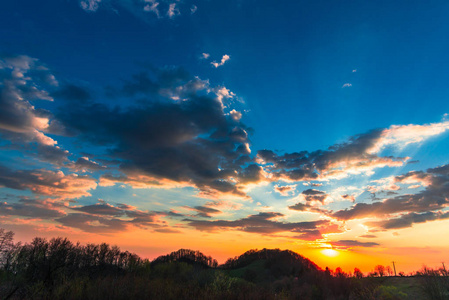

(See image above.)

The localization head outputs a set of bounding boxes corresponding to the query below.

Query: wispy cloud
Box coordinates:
[274,184,296,196]
[185,212,339,240]
[143,0,160,17]
[167,3,180,18]
[80,0,101,12]
[342,83,352,88]
[331,239,379,249]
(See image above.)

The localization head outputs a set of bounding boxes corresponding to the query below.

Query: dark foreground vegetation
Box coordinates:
[0,229,448,299]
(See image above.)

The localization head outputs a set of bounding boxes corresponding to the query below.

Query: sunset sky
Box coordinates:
[1,0,449,274]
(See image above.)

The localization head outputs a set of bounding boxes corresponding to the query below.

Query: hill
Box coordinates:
[0,231,444,299]
[221,248,322,283]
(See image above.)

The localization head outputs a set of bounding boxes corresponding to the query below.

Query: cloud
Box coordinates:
[55,201,180,233]
[257,129,406,182]
[201,53,210,60]
[0,199,66,219]
[301,189,329,204]
[71,202,125,217]
[185,212,338,240]
[366,211,449,230]
[367,121,449,153]
[57,66,259,198]
[257,120,449,184]
[56,213,128,233]
[184,205,222,218]
[80,0,101,12]
[359,234,377,238]
[81,0,193,20]
[203,200,243,211]
[0,54,72,166]
[332,164,449,225]
[167,3,180,18]
[211,55,230,68]
[51,84,91,102]
[274,184,296,196]
[288,202,329,214]
[342,83,352,88]
[143,0,160,17]
[341,194,356,202]
[331,239,379,249]
[70,157,106,172]
[229,109,242,122]
[0,164,97,199]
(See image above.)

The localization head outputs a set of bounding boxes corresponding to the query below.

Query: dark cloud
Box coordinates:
[366,211,449,230]
[288,202,328,214]
[331,240,380,249]
[301,189,328,204]
[359,234,377,238]
[0,54,72,165]
[185,205,222,218]
[185,212,334,239]
[0,163,97,199]
[70,157,106,172]
[154,228,181,234]
[341,194,356,202]
[274,185,296,196]
[51,84,91,102]
[257,129,407,182]
[57,201,181,233]
[292,230,324,241]
[0,199,65,219]
[56,213,128,233]
[57,67,255,197]
[71,203,125,217]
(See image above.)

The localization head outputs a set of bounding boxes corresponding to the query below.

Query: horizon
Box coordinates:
[1,0,449,275]
[3,229,445,276]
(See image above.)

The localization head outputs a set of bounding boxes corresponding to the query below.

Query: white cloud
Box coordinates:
[211,54,230,68]
[201,53,210,59]
[80,0,101,12]
[167,3,180,19]
[191,5,197,14]
[368,120,449,154]
[144,0,160,17]
[214,86,235,106]
[229,109,242,122]
[342,83,352,88]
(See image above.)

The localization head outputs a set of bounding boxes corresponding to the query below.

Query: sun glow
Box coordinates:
[321,249,339,257]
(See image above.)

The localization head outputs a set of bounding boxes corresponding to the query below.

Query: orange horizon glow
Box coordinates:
[4,218,449,276]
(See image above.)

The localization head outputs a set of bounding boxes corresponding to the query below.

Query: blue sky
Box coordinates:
[1,0,449,271]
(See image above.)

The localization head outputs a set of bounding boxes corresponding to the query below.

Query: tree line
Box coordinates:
[1,228,448,299]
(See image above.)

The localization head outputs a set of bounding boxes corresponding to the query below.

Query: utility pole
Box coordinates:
[392,261,397,276]
[442,262,446,273]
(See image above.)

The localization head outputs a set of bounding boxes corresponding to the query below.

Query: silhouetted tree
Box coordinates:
[353,267,363,278]
[374,265,386,277]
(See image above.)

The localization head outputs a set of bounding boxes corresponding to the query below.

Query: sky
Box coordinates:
[1,0,449,274]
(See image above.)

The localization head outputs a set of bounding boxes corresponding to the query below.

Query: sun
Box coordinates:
[321,249,339,257]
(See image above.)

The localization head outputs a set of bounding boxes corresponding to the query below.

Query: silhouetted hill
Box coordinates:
[220,248,324,285]
[222,248,320,271]
[151,248,218,268]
